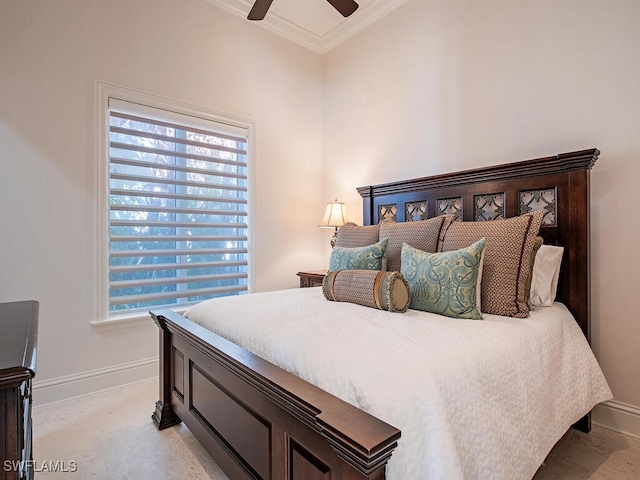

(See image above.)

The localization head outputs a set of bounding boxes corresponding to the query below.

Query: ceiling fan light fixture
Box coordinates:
[247,0,359,21]
[327,0,359,17]
[247,0,274,20]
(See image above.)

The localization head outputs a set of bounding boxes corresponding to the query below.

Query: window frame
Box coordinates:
[94,81,255,328]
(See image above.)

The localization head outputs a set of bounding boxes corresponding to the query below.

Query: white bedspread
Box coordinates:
[186,288,612,480]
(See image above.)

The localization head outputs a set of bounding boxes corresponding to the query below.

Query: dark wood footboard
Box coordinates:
[150,309,401,480]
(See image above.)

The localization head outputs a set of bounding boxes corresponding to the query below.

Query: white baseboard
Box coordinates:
[32,357,159,406]
[593,400,640,440]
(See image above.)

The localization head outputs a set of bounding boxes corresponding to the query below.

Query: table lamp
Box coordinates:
[318,200,347,247]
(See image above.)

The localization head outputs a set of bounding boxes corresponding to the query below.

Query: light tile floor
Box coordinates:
[32,379,640,480]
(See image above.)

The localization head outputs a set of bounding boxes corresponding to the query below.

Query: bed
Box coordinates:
[150,148,611,480]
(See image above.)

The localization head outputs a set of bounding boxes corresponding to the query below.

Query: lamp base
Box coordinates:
[330,228,338,248]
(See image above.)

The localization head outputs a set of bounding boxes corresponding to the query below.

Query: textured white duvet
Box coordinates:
[186,288,612,480]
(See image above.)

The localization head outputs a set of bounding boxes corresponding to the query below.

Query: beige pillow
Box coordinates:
[440,210,544,318]
[322,269,411,313]
[525,236,544,304]
[379,216,452,272]
[530,245,564,307]
[335,223,380,248]
[437,214,457,251]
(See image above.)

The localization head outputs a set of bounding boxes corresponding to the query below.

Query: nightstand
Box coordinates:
[296,270,327,288]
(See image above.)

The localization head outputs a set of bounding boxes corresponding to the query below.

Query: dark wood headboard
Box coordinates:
[357,148,600,343]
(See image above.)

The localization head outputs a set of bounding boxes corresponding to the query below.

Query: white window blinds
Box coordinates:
[107,99,249,314]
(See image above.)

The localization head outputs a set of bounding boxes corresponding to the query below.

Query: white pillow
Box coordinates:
[529,245,564,307]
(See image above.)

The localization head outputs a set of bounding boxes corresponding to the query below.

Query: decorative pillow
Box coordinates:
[322,269,411,313]
[530,245,564,307]
[328,239,388,272]
[335,223,380,248]
[440,210,544,318]
[379,216,452,272]
[401,239,486,320]
[525,236,544,304]
[437,214,457,251]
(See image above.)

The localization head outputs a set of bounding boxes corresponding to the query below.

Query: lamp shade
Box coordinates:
[318,201,347,228]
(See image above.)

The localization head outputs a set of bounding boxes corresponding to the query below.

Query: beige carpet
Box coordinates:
[32,379,640,479]
[33,379,228,479]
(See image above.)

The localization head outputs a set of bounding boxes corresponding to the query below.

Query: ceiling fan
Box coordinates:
[247,0,359,21]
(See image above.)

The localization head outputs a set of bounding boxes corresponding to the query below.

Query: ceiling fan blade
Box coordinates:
[326,0,359,17]
[247,0,274,20]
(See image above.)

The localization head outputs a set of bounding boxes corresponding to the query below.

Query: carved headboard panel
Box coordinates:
[357,149,600,342]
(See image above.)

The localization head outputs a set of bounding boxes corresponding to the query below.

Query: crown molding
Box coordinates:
[203,0,410,54]
[318,0,409,53]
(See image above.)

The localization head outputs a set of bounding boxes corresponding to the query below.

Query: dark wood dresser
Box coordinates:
[1,301,38,480]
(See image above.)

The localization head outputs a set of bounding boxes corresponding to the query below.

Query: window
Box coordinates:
[101,92,251,319]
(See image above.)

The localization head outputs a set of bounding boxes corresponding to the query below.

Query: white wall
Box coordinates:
[0,0,325,400]
[323,0,640,435]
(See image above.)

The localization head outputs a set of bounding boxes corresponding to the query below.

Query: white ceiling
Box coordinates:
[204,0,410,54]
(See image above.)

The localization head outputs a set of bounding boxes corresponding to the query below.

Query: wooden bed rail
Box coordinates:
[151,309,401,480]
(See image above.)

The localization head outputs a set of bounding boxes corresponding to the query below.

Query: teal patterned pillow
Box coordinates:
[400,238,487,320]
[328,239,388,272]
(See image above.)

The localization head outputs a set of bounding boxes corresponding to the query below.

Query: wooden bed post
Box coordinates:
[151,313,181,430]
[358,186,374,225]
[568,167,592,433]
[567,168,591,342]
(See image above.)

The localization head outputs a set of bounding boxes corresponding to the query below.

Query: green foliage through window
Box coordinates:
[108,104,249,314]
